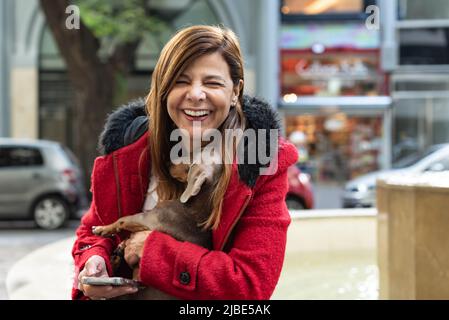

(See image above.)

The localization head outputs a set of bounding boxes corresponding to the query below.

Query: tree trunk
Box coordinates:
[73,68,115,187]
[39,0,134,193]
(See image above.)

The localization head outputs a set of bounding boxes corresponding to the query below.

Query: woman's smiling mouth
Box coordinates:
[182,109,212,121]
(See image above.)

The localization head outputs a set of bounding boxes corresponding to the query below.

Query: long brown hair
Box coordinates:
[146,25,246,230]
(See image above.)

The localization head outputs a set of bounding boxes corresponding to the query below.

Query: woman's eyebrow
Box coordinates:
[178,74,226,82]
[204,75,225,82]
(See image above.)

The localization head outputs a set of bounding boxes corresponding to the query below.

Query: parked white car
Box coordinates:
[343,144,449,208]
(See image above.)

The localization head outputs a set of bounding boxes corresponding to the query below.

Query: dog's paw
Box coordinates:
[92,226,114,237]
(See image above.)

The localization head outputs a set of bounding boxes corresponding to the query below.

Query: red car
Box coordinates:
[286,165,314,210]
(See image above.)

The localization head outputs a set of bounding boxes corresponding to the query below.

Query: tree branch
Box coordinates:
[108,40,141,74]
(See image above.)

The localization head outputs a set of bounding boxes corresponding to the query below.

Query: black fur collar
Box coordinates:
[98,94,280,188]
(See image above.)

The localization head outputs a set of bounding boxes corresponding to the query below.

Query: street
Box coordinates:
[0,220,79,300]
[313,182,344,209]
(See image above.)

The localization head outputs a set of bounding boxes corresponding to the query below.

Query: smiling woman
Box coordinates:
[145,26,248,230]
[71,25,298,300]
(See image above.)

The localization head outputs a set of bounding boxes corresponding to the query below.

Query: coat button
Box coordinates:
[179,272,191,285]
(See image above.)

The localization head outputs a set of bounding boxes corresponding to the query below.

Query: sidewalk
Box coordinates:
[6,237,75,300]
[6,209,378,300]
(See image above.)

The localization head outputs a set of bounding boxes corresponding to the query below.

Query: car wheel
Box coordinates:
[286,196,305,210]
[33,196,69,230]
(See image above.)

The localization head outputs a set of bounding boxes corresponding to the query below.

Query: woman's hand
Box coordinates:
[124,230,152,268]
[78,255,138,300]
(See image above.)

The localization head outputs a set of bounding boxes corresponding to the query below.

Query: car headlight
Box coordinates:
[345,184,374,193]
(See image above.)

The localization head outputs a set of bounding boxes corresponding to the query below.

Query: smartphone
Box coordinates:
[81,276,140,287]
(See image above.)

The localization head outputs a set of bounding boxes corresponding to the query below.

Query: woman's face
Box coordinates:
[167,52,241,140]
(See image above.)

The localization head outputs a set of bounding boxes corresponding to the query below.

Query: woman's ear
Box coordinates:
[232,79,244,106]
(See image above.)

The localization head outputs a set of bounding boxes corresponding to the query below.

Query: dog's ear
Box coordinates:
[180,165,208,203]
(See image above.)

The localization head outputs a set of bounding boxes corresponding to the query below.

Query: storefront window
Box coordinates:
[280,23,384,100]
[392,97,449,163]
[285,113,383,182]
[393,76,449,91]
[392,76,449,164]
[393,98,424,162]
[281,49,384,98]
[433,98,449,145]
[399,27,449,65]
[281,0,366,15]
[398,0,449,20]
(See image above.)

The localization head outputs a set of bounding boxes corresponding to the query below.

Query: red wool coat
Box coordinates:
[72,132,298,300]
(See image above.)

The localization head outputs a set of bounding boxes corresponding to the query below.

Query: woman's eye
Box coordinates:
[175,80,188,84]
[206,82,223,87]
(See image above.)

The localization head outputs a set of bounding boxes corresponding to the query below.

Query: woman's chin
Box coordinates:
[180,125,212,138]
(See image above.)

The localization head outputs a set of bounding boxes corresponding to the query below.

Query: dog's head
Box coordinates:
[169,153,222,204]
[169,163,190,183]
[179,163,210,203]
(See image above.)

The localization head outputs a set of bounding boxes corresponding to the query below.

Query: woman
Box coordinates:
[73,25,298,300]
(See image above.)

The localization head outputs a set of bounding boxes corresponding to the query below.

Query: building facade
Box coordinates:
[277,0,449,186]
[0,0,280,149]
[278,0,391,185]
[2,0,448,192]
[385,0,449,163]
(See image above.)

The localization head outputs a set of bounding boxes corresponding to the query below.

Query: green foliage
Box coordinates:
[75,0,166,43]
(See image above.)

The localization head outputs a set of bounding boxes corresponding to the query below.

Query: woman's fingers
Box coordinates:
[124,231,152,267]
[82,284,138,299]
[83,255,108,276]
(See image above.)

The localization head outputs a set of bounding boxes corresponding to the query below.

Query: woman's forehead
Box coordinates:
[178,53,232,79]
[187,52,227,68]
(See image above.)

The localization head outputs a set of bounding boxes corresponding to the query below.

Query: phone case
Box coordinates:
[81,276,139,287]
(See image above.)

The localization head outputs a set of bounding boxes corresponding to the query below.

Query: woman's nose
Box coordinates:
[186,84,206,102]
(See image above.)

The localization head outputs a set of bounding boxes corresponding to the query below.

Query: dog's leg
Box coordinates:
[110,241,126,274]
[92,212,159,237]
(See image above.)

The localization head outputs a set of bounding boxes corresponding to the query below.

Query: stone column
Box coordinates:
[379,0,397,71]
[0,0,11,136]
[9,0,42,139]
[10,68,39,138]
[377,173,449,299]
[255,0,279,107]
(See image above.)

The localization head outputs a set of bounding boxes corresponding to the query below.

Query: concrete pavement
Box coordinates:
[6,236,75,300]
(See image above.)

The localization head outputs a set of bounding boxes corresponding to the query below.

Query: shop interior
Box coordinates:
[284,111,383,184]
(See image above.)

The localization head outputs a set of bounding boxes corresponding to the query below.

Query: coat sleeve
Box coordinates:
[138,142,298,300]
[71,187,119,299]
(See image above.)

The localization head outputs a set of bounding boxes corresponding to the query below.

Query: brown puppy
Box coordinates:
[92,158,222,299]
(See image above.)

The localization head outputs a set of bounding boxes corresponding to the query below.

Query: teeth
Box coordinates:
[184,110,210,117]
